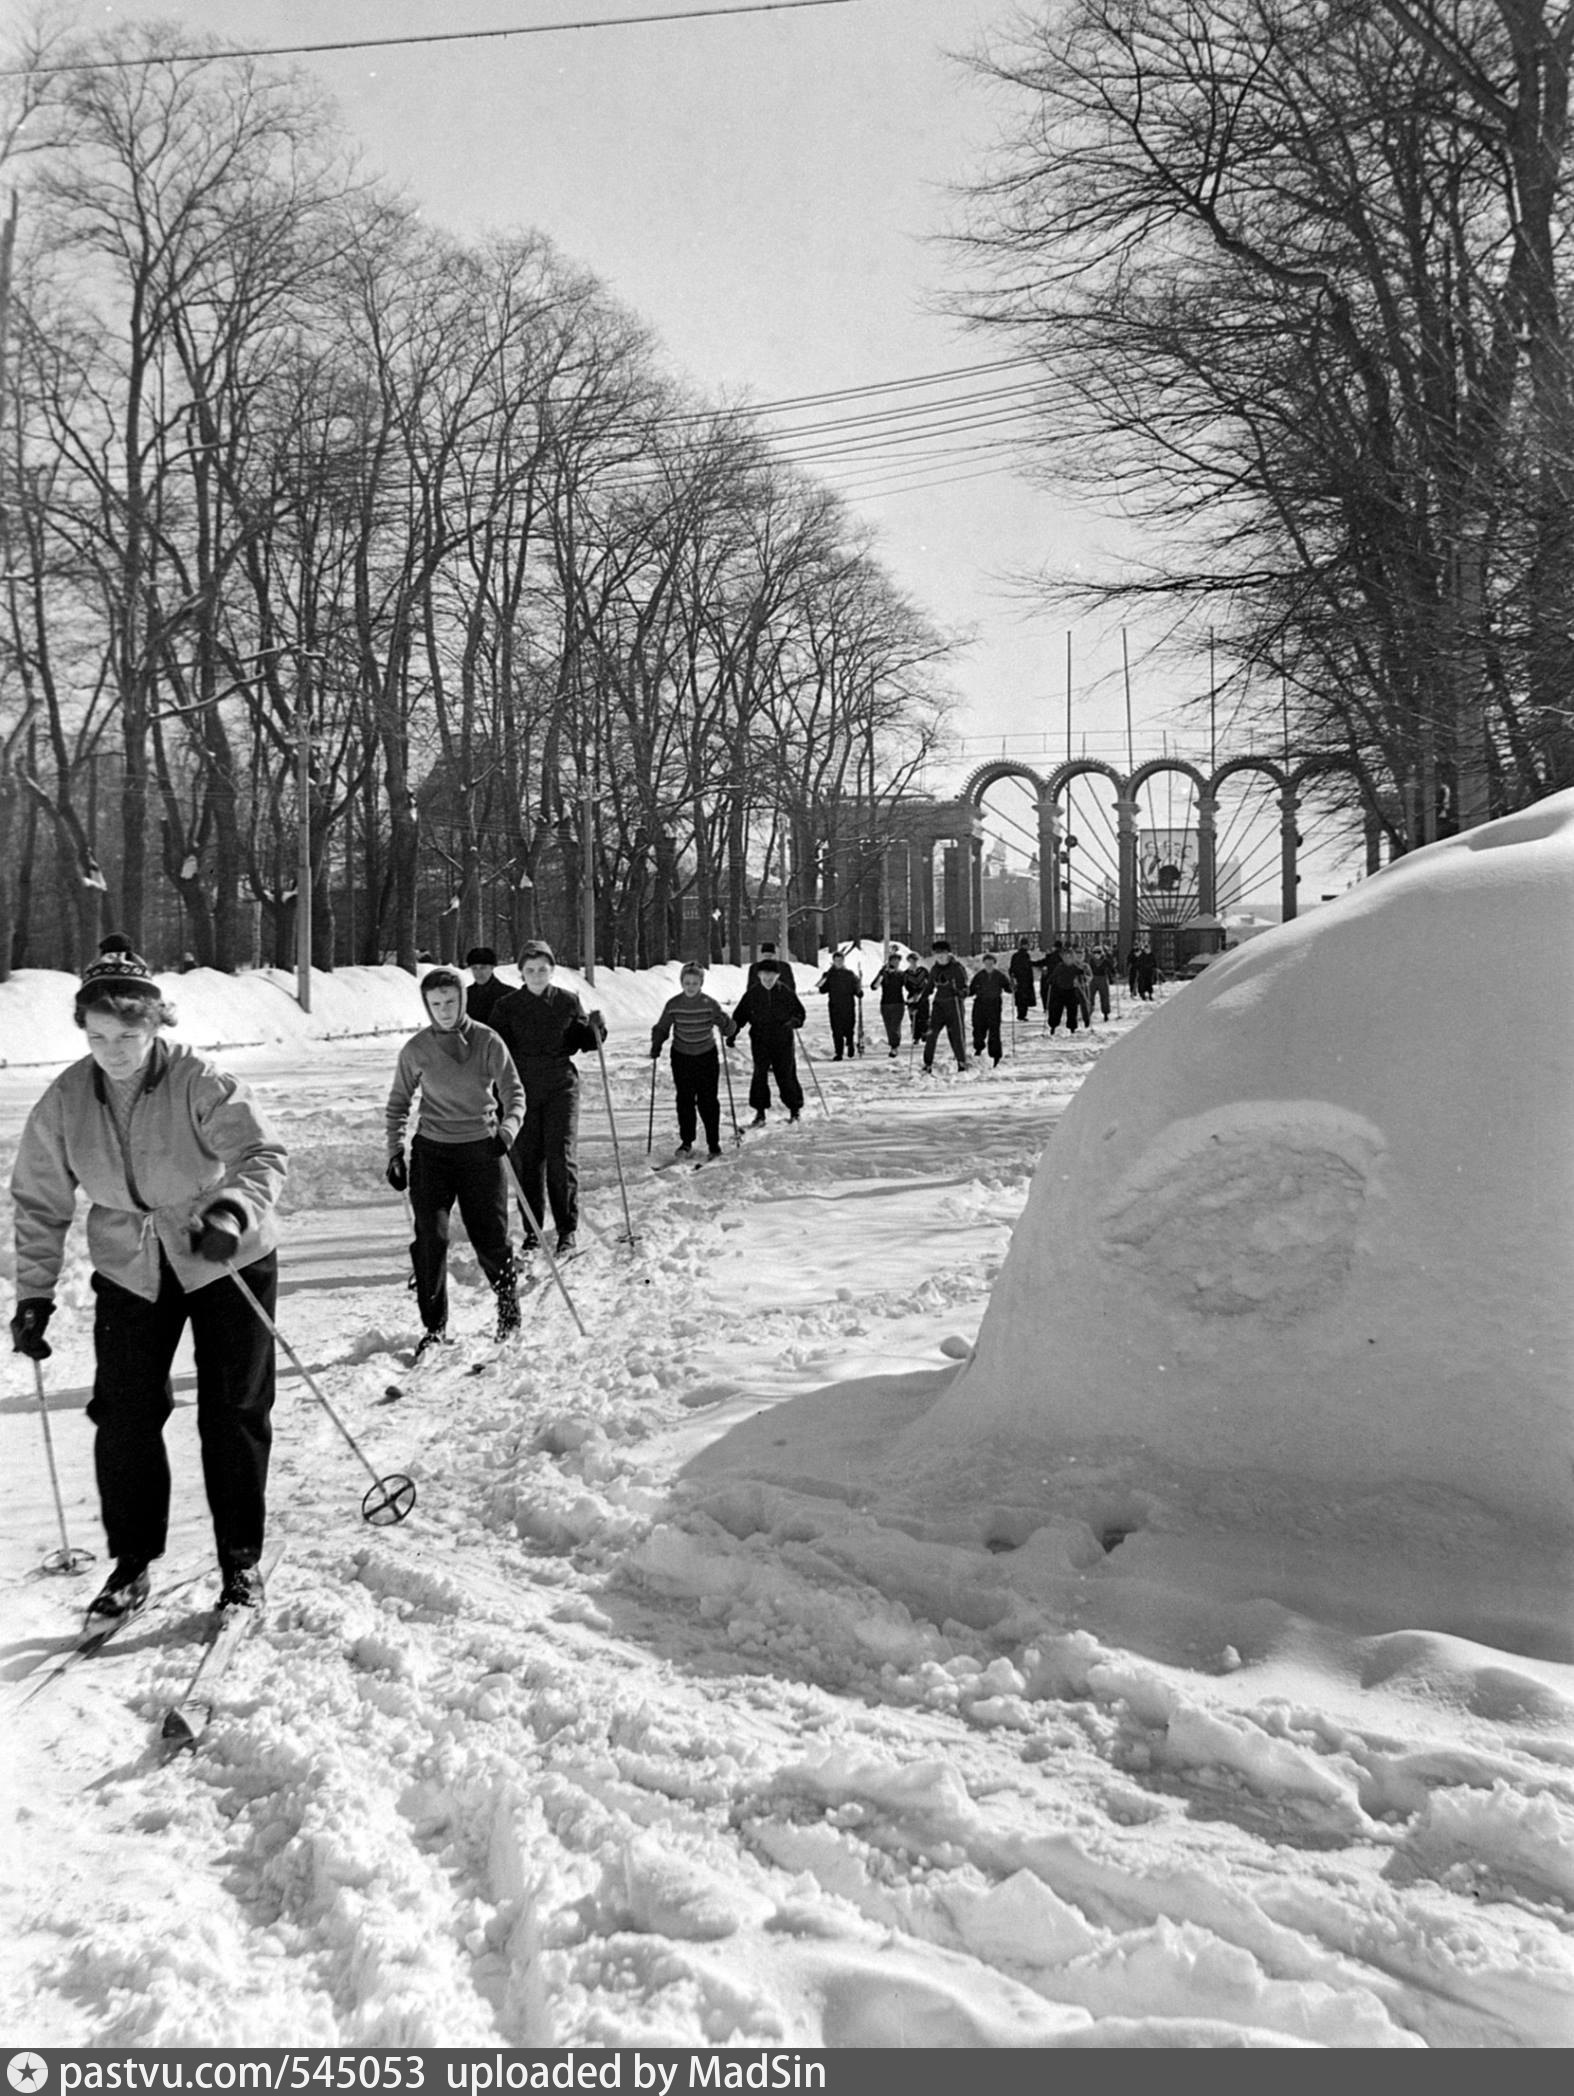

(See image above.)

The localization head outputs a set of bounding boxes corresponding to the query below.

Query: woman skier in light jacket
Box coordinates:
[9,950,289,1622]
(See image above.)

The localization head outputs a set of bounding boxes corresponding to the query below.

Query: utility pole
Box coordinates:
[296,686,311,1012]
[580,787,595,985]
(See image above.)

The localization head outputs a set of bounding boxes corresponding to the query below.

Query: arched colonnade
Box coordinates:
[884,756,1380,955]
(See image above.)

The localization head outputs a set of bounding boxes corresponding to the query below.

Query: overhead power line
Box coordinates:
[3,0,854,77]
[664,355,1042,423]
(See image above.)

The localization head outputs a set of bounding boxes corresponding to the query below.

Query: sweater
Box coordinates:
[651,992,736,1057]
[385,1019,526,1156]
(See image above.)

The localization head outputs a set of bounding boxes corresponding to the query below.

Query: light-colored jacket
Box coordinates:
[11,1039,288,1303]
[385,1019,526,1157]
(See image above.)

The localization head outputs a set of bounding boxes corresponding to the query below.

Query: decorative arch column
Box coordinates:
[914,839,936,947]
[1116,793,1138,955]
[1042,794,1061,943]
[1197,786,1218,917]
[1280,784,1300,922]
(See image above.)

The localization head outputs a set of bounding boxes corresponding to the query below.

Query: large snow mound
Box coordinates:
[891,792,1574,1649]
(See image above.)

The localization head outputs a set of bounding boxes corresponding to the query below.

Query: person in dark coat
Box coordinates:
[1125,946,1141,996]
[1007,938,1037,1023]
[1046,946,1088,1033]
[902,955,931,1044]
[732,958,805,1124]
[489,942,606,1255]
[969,952,1007,1065]
[1086,944,1114,1022]
[463,946,510,1029]
[922,939,970,1071]
[1135,945,1158,1000]
[869,945,909,1057]
[747,940,797,992]
[815,949,863,1059]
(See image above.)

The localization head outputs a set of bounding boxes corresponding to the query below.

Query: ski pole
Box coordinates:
[594,1037,638,1248]
[223,1262,416,1525]
[645,1051,658,1156]
[796,1033,831,1117]
[502,1154,588,1338]
[720,1035,742,1146]
[31,1360,95,1574]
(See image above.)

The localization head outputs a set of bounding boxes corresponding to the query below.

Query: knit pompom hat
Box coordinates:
[75,950,160,1009]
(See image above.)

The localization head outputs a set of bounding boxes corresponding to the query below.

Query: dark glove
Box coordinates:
[386,1154,408,1193]
[490,1134,512,1159]
[10,1297,53,1360]
[189,1200,245,1263]
[649,1044,661,1059]
[590,1012,608,1044]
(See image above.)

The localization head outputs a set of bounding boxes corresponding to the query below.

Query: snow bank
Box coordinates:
[893,792,1574,1646]
[0,944,898,1069]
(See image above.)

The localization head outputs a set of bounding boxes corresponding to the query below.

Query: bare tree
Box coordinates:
[950,0,1574,846]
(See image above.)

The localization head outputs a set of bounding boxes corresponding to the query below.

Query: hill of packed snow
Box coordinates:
[1,837,1571,2049]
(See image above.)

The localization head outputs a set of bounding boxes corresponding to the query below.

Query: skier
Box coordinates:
[816,949,863,1060]
[1135,945,1158,1001]
[463,945,510,1029]
[650,962,738,1160]
[969,951,1007,1065]
[732,955,806,1125]
[489,942,606,1257]
[1086,943,1114,1023]
[922,939,970,1072]
[869,945,909,1057]
[1045,945,1088,1033]
[902,952,932,1046]
[747,940,797,991]
[1007,938,1037,1023]
[8,950,288,1620]
[385,966,526,1360]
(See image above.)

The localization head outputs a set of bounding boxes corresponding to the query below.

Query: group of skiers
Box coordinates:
[4,922,1163,1636]
[386,943,607,1367]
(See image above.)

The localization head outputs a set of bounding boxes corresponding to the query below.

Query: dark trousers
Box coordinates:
[88,1250,277,1571]
[1048,987,1082,1031]
[672,1047,722,1149]
[880,1001,905,1051]
[909,995,931,1041]
[511,1080,580,1240]
[1012,984,1034,1021]
[410,1135,512,1330]
[924,1002,967,1069]
[1089,976,1111,1019]
[749,1033,804,1113]
[829,1010,857,1058]
[972,1003,1003,1062]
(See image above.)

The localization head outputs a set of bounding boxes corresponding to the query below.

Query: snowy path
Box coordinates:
[2,1005,1571,2048]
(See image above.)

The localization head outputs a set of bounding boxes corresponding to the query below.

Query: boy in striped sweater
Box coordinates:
[650,963,738,1159]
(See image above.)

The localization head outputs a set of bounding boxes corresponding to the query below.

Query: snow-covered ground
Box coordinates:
[1,872,1571,2048]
